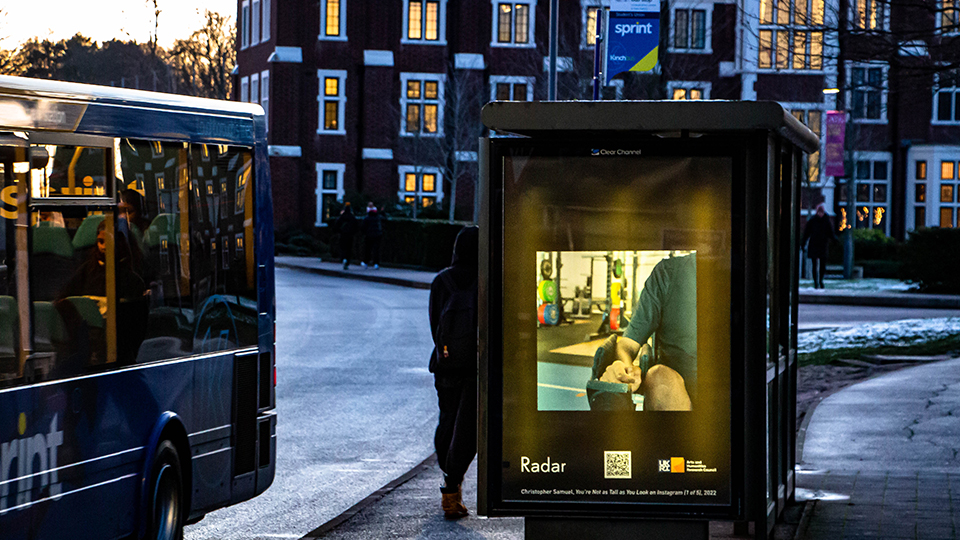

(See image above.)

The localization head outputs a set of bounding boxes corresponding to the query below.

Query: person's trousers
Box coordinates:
[339,234,354,262]
[810,257,827,288]
[364,236,382,265]
[434,375,477,487]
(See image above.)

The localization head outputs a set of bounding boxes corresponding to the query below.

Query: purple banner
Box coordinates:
[824,111,846,177]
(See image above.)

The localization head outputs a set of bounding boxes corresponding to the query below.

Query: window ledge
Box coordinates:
[400,38,448,46]
[757,68,828,74]
[490,42,537,49]
[317,129,347,136]
[932,120,960,126]
[318,35,349,42]
[668,47,714,55]
[400,132,443,138]
[851,118,888,125]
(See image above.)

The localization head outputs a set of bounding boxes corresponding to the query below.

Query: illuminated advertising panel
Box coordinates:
[490,140,736,514]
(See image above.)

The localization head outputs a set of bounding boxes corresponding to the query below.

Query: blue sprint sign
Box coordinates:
[605,9,661,83]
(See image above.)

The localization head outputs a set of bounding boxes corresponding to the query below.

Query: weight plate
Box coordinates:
[540,259,553,279]
[613,258,624,278]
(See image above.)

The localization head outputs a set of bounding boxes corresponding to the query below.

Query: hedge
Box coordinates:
[900,227,960,293]
[304,218,473,271]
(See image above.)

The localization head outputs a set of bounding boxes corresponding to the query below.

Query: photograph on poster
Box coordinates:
[536,250,696,412]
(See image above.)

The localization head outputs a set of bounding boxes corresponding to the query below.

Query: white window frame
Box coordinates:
[252,0,261,45]
[667,80,712,100]
[491,0,537,48]
[849,0,889,31]
[240,76,250,103]
[402,0,449,45]
[847,151,891,233]
[260,70,270,131]
[847,61,888,124]
[317,70,347,136]
[315,163,346,227]
[241,0,251,49]
[397,165,444,206]
[250,73,260,105]
[262,0,272,41]
[668,3,713,54]
[933,68,960,125]
[489,75,535,101]
[399,72,445,137]
[320,0,348,41]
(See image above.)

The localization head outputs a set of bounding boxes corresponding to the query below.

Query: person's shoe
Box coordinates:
[441,486,468,519]
[342,259,349,269]
[374,264,379,269]
[361,261,367,268]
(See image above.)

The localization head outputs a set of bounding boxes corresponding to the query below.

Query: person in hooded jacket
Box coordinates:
[428,225,478,519]
[335,203,358,269]
[801,203,837,289]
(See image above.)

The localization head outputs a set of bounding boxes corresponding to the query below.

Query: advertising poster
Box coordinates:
[497,144,733,509]
[605,0,660,83]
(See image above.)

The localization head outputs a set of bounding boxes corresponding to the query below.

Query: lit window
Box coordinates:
[790,109,823,182]
[944,161,956,180]
[851,155,890,232]
[405,0,446,43]
[852,0,885,29]
[401,73,444,136]
[668,81,710,100]
[758,0,824,70]
[492,1,535,46]
[321,0,345,39]
[917,160,927,180]
[318,70,347,135]
[941,0,959,32]
[399,166,443,208]
[585,6,600,47]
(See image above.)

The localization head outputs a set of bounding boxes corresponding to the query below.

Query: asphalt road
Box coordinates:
[184,268,437,540]
[798,303,960,331]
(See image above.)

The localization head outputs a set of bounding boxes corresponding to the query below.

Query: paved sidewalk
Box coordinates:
[796,357,960,540]
[276,256,435,289]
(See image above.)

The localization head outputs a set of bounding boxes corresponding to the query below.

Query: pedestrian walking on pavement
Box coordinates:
[801,203,837,289]
[335,203,358,269]
[360,203,383,269]
[428,225,479,519]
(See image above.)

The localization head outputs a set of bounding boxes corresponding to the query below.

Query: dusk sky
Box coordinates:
[1,0,236,48]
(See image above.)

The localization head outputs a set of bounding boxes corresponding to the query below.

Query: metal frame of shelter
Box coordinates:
[478,101,819,540]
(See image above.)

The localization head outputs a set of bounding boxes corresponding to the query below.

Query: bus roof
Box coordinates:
[0,75,263,145]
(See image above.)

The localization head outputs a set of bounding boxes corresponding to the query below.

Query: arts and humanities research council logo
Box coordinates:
[658,457,685,473]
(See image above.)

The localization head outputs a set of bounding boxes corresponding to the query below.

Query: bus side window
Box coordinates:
[119,139,192,363]
[0,159,17,386]
[189,145,258,354]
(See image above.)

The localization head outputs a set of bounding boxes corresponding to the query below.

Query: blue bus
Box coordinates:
[0,76,276,540]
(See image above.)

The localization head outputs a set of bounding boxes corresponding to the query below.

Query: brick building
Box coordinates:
[235,0,960,238]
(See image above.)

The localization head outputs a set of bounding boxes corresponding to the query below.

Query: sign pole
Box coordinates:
[548,0,559,100]
[592,9,604,100]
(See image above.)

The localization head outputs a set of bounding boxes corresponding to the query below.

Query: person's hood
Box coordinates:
[451,226,478,269]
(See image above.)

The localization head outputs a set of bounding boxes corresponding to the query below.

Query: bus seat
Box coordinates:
[64,296,105,329]
[33,301,67,352]
[71,214,106,250]
[32,226,74,258]
[0,295,17,358]
[143,213,179,248]
[37,220,54,228]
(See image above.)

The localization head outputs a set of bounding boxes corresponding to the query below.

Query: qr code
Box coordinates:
[604,451,632,479]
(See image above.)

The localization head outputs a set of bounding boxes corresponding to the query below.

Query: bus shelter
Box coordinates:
[477,101,819,539]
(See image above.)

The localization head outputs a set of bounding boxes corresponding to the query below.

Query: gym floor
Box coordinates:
[537,313,614,411]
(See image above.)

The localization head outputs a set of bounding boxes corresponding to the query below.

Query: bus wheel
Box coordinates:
[148,440,184,540]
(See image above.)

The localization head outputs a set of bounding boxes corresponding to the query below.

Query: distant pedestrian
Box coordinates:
[802,203,837,289]
[360,203,383,269]
[428,226,478,519]
[335,203,357,269]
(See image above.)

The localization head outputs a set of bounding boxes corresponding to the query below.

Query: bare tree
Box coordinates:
[167,10,236,99]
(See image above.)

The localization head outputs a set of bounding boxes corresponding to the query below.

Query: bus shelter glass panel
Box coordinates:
[498,143,734,509]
